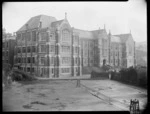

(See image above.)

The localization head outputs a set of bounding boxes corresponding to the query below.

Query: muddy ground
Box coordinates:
[3,79,147,111]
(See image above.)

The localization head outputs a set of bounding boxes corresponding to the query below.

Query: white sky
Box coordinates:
[2,0,147,42]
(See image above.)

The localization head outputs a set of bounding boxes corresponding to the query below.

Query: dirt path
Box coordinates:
[3,80,121,111]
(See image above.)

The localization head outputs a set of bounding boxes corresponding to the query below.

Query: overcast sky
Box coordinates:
[2,0,147,42]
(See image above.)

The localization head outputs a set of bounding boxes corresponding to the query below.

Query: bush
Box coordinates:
[136,67,147,88]
[112,66,147,88]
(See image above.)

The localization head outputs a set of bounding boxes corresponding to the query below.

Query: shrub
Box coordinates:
[112,66,147,88]
[136,67,147,88]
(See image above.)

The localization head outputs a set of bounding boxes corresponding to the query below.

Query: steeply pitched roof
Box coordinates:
[73,28,94,39]
[90,29,106,39]
[114,34,131,42]
[73,28,107,39]
[51,19,64,28]
[111,35,121,43]
[17,15,57,32]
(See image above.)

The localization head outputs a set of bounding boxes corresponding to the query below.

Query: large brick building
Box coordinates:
[15,14,135,78]
[3,33,16,68]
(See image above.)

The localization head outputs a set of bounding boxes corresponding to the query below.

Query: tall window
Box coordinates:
[75,47,78,54]
[51,68,54,74]
[40,57,45,65]
[32,31,36,41]
[32,46,36,52]
[40,45,46,53]
[50,45,55,52]
[27,57,31,63]
[61,68,70,73]
[51,57,54,65]
[40,32,48,41]
[62,46,70,53]
[32,57,35,63]
[22,47,26,53]
[22,33,25,41]
[17,34,21,41]
[62,30,70,42]
[128,45,132,55]
[75,57,78,64]
[18,47,21,53]
[62,57,70,64]
[27,46,31,53]
[50,33,55,41]
[26,32,31,41]
[24,58,26,63]
[74,36,78,43]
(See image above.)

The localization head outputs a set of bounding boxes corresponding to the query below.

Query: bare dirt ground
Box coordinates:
[3,80,122,111]
[81,80,147,111]
[3,79,147,111]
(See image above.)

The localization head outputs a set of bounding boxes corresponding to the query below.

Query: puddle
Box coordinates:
[23,104,32,109]
[31,101,47,105]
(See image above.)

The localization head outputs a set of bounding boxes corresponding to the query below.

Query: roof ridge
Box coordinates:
[90,29,105,32]
[52,19,64,22]
[114,33,130,36]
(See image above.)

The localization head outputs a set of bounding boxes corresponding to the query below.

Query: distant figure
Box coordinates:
[109,72,111,80]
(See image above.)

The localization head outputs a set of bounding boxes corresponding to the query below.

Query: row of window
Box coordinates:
[17,31,36,42]
[110,59,121,66]
[39,45,56,53]
[61,68,70,73]
[17,46,36,53]
[40,57,54,65]
[61,45,70,52]
[17,31,56,43]
[17,57,35,63]
[20,67,35,72]
[110,51,120,57]
[83,58,94,66]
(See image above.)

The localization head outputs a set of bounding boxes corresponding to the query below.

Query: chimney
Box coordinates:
[26,24,28,30]
[39,21,42,28]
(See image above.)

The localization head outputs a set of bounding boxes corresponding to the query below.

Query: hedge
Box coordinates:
[111,66,147,88]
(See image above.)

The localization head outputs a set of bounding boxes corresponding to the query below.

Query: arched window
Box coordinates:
[62,29,70,42]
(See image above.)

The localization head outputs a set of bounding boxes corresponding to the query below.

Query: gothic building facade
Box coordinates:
[15,14,135,78]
